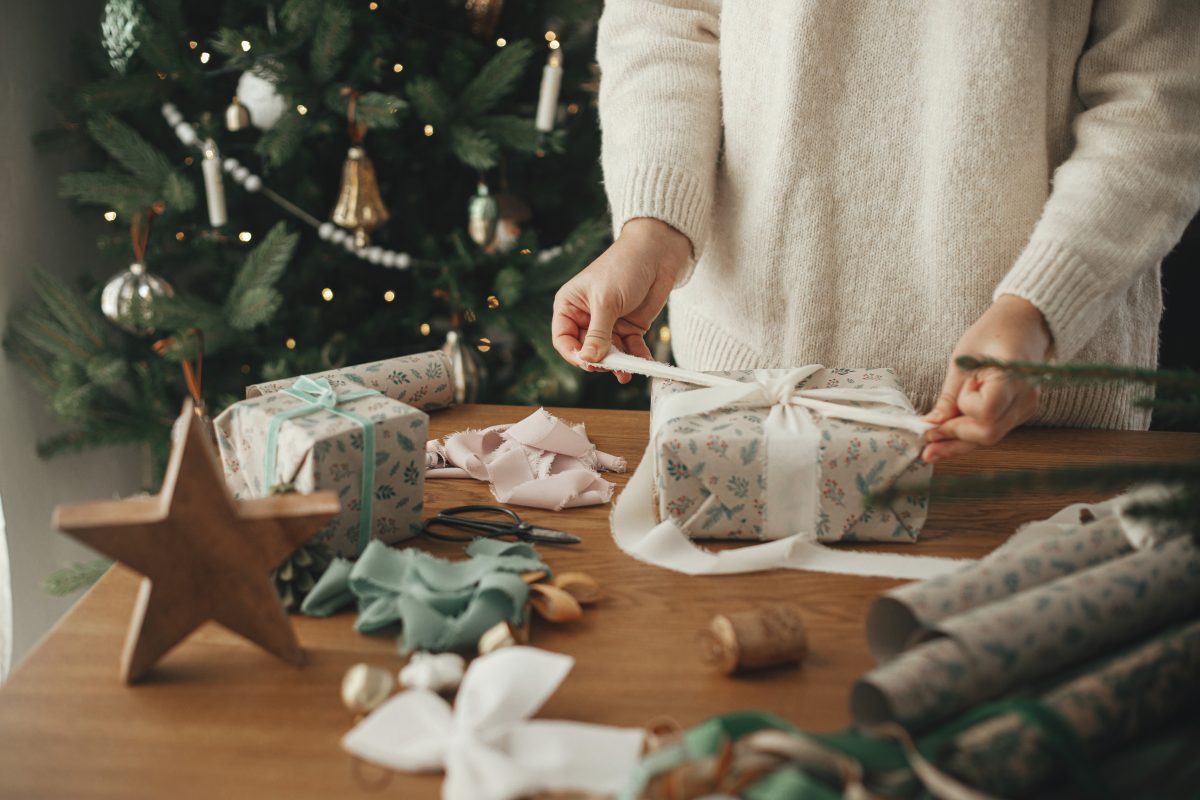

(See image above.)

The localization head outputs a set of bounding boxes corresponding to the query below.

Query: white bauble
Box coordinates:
[236,71,287,131]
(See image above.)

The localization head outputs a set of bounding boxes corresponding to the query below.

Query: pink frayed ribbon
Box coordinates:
[426,408,627,511]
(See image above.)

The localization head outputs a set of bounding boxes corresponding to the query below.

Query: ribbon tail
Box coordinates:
[507,720,646,796]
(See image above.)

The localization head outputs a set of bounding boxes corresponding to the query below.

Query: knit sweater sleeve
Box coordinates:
[596,0,722,264]
[994,0,1200,361]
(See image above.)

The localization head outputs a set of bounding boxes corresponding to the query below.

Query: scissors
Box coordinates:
[420,504,582,545]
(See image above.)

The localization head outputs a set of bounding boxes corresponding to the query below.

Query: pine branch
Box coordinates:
[478,114,541,153]
[76,74,162,113]
[311,3,353,82]
[255,110,305,167]
[43,558,114,596]
[226,222,298,329]
[31,270,109,351]
[352,92,407,129]
[280,0,325,33]
[955,356,1200,391]
[211,28,255,64]
[458,40,533,117]
[406,77,453,125]
[59,170,159,213]
[448,125,499,169]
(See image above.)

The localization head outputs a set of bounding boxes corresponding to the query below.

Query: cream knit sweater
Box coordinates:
[597,1,1200,429]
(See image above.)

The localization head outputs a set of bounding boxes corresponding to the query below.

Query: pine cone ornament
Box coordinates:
[273,536,334,612]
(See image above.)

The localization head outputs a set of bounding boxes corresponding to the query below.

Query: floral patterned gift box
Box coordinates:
[245,351,455,412]
[215,372,428,559]
[650,367,932,543]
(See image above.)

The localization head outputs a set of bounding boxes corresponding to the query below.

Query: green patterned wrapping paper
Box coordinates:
[215,387,428,558]
[851,535,1200,731]
[940,619,1200,796]
[650,368,931,542]
[866,505,1131,661]
[246,351,455,411]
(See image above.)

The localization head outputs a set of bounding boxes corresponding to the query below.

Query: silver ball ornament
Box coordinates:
[100,261,175,334]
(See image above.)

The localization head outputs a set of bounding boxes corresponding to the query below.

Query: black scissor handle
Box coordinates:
[440,504,522,525]
[421,504,524,542]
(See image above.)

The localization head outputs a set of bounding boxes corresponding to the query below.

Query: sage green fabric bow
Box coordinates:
[265,376,381,554]
[300,539,548,653]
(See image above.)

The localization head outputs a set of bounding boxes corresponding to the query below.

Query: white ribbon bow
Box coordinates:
[598,352,972,579]
[342,646,645,800]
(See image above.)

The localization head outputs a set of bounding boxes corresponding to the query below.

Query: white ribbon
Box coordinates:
[342,646,645,800]
[598,352,972,579]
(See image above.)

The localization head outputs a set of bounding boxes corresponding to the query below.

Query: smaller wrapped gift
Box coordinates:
[246,351,455,411]
[215,373,428,558]
[650,366,932,543]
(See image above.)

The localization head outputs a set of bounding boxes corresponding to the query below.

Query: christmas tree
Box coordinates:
[5,0,645,476]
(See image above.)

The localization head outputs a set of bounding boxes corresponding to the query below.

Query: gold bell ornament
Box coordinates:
[224,96,250,131]
[331,91,390,249]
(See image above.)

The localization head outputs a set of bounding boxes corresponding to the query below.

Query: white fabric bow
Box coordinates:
[342,646,645,800]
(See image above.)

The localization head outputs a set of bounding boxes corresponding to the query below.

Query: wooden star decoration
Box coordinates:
[53,401,340,684]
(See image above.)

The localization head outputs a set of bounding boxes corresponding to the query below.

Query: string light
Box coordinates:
[544,31,557,41]
[486,295,500,309]
[423,124,434,136]
[548,40,560,50]
[296,104,308,115]
[659,325,672,343]
[240,364,251,374]
[285,337,297,349]
[103,210,117,222]
[199,51,211,64]
[392,63,404,73]
[495,37,507,47]
[566,103,579,115]
[368,1,378,9]
[240,40,251,52]
[464,310,477,323]
[238,231,253,242]
[383,290,396,303]
[183,155,194,165]
[156,71,167,80]
[419,323,431,336]
[321,287,334,301]
[188,40,198,50]
[519,248,531,255]
[477,337,492,353]
[175,231,185,241]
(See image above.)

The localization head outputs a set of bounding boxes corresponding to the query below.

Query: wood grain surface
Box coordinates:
[0,404,1195,799]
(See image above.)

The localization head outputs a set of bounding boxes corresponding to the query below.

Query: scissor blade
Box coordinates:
[525,526,582,545]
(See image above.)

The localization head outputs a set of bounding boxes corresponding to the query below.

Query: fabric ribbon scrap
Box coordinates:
[343,646,646,800]
[300,539,547,653]
[425,407,626,510]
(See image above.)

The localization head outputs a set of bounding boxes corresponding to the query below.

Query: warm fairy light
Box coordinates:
[423,124,434,136]
[156,71,167,80]
[544,31,557,41]
[495,37,507,47]
[240,363,251,374]
[567,103,579,114]
[175,231,185,241]
[419,322,431,336]
[659,325,672,343]
[240,40,252,52]
[103,210,118,222]
[464,310,477,323]
[535,148,546,158]
[477,337,492,353]
[369,1,378,8]
[392,63,404,73]
[548,40,561,50]
[285,337,297,349]
[199,51,211,64]
[238,231,253,242]
[486,295,500,309]
[321,287,334,301]
[383,290,396,303]
[296,104,308,115]
[519,248,531,255]
[183,155,195,165]
[188,40,198,50]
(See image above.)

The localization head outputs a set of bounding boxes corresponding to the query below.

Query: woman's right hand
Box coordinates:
[551,217,692,383]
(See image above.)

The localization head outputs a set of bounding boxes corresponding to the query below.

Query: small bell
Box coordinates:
[224,96,250,132]
[100,261,175,334]
[441,330,486,404]
[331,145,390,249]
[467,181,499,248]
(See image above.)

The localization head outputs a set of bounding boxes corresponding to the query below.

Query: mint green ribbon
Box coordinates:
[264,376,380,555]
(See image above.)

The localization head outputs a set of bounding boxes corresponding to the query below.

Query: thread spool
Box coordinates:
[700,606,808,674]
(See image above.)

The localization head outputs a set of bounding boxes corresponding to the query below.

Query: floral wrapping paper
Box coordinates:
[942,618,1200,796]
[650,368,931,542]
[245,351,455,412]
[214,388,428,558]
[866,504,1132,661]
[851,534,1200,732]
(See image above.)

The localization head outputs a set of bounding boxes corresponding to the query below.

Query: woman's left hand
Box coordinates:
[922,295,1053,463]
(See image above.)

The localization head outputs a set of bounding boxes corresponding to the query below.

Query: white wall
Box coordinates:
[0,0,140,675]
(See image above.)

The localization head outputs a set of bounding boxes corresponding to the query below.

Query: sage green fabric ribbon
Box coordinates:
[265,375,380,555]
[300,539,548,653]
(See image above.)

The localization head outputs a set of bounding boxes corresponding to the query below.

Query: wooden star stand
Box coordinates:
[53,401,340,684]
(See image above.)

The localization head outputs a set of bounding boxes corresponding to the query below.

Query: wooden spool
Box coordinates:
[700,606,808,674]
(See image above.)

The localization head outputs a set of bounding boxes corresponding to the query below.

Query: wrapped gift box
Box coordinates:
[650,367,931,542]
[215,373,428,558]
[246,351,455,411]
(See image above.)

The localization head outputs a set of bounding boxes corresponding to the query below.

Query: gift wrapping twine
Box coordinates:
[700,607,808,674]
[852,534,1200,732]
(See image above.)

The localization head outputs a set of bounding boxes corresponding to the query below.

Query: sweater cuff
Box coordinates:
[605,162,714,284]
[993,238,1109,362]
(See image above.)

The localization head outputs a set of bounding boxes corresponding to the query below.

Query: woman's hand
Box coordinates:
[552,218,692,383]
[922,295,1053,463]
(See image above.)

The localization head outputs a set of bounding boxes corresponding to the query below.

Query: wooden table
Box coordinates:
[0,404,1195,799]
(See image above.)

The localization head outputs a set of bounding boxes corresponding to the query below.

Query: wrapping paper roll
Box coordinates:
[246,351,455,411]
[866,503,1131,661]
[852,535,1200,731]
[941,619,1200,796]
